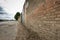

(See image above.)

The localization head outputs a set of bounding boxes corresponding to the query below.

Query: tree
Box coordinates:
[14,12,20,20]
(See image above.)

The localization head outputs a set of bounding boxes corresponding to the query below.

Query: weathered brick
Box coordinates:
[17,0,60,40]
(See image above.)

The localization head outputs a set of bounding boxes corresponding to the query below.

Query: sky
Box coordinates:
[0,0,25,16]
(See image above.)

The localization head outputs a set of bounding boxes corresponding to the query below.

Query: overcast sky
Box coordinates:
[0,0,25,15]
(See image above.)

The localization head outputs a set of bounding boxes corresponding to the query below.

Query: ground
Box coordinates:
[0,21,18,40]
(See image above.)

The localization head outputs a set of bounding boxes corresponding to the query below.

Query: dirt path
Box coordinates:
[0,21,18,40]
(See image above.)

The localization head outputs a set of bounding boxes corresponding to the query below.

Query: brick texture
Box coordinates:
[16,0,60,40]
[24,0,60,40]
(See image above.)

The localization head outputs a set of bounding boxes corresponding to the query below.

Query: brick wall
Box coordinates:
[23,0,60,40]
